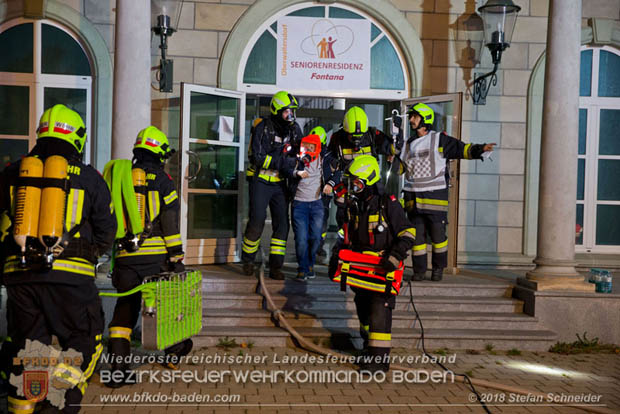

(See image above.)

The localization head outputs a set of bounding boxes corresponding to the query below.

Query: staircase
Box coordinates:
[194,264,558,351]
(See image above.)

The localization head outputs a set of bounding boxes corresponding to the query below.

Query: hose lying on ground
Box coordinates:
[257,265,617,414]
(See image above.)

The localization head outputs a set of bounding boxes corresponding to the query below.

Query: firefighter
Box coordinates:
[242,91,302,280]
[329,155,415,372]
[105,126,191,388]
[401,103,495,281]
[327,106,401,227]
[310,126,339,260]
[0,104,116,413]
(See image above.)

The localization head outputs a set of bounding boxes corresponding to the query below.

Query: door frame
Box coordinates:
[400,92,463,272]
[179,82,246,264]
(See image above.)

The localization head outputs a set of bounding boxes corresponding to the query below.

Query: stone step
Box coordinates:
[292,327,557,352]
[277,310,541,330]
[202,292,523,313]
[193,326,288,348]
[259,279,512,298]
[201,308,540,330]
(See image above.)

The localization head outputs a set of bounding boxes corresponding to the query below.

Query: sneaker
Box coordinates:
[307,267,316,279]
[270,268,285,280]
[431,268,443,281]
[242,262,255,276]
[296,272,309,282]
[412,273,425,281]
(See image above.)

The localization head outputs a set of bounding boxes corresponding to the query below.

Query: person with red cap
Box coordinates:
[289,134,327,281]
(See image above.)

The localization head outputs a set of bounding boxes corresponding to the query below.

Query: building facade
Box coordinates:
[1,0,619,268]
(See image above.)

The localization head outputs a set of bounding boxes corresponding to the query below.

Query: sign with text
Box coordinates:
[277,16,371,90]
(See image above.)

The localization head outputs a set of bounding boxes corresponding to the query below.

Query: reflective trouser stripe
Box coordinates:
[413,244,427,256]
[270,238,286,255]
[432,240,448,253]
[368,332,392,348]
[52,363,83,386]
[109,326,132,341]
[8,397,36,414]
[242,237,260,254]
[79,335,103,395]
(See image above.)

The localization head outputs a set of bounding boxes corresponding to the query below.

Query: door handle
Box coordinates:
[185,150,202,183]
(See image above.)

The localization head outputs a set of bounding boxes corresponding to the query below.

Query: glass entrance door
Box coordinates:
[180,83,246,265]
[400,93,463,271]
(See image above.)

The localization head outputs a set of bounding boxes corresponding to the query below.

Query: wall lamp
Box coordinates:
[473,0,521,105]
[152,0,183,93]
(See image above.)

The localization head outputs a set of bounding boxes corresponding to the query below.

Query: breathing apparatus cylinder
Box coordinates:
[13,156,44,267]
[132,167,146,230]
[38,155,68,265]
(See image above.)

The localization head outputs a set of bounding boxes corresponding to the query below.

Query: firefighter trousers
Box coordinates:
[410,214,448,275]
[241,179,289,269]
[107,261,191,371]
[353,288,395,372]
[5,281,104,414]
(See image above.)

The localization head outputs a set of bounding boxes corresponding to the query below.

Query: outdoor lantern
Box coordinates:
[151,0,183,93]
[472,0,521,105]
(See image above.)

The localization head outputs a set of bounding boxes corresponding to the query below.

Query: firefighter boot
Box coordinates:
[242,262,255,277]
[431,268,443,281]
[270,267,285,280]
[104,338,131,388]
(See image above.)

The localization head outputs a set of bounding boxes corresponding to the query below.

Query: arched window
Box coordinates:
[577,46,620,252]
[0,19,93,165]
[239,3,408,99]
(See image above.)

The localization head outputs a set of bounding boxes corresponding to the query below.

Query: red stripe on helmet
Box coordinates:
[53,126,73,135]
[145,141,158,147]
[39,126,49,133]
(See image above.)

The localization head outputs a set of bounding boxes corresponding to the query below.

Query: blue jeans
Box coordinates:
[291,199,324,274]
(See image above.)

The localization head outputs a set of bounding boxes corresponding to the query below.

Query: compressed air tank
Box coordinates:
[132,167,146,231]
[38,155,68,250]
[13,156,44,255]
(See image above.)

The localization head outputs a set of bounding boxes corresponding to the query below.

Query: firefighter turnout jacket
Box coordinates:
[114,158,183,265]
[400,131,486,217]
[0,141,116,284]
[246,116,302,184]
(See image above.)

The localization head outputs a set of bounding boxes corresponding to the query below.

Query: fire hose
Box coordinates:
[256,264,616,414]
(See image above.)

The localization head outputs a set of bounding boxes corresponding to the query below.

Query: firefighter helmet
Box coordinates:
[270,91,298,115]
[310,126,327,145]
[345,154,380,191]
[407,103,434,127]
[134,126,172,161]
[36,104,87,153]
[343,107,368,137]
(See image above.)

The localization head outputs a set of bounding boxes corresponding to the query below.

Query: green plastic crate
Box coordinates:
[141,270,203,350]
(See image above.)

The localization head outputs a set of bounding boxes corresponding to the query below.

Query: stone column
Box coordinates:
[112,0,151,160]
[523,0,592,291]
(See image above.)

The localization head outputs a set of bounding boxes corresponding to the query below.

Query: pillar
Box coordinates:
[112,0,151,160]
[523,0,592,291]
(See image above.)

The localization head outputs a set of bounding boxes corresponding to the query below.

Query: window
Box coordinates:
[0,19,93,165]
[577,46,620,252]
[239,3,408,99]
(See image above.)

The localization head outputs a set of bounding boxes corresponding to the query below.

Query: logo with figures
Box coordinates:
[301,19,355,59]
[23,371,49,402]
